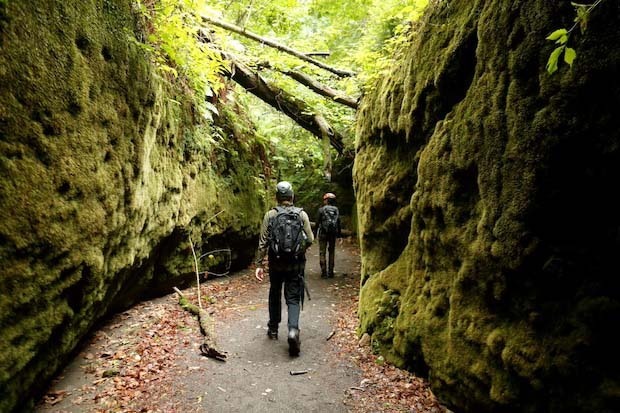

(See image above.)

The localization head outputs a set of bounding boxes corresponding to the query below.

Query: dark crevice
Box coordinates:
[435,30,478,123]
[67,100,82,116]
[61,266,91,313]
[75,35,91,55]
[101,45,113,61]
[451,163,480,224]
[363,128,419,270]
[57,180,70,194]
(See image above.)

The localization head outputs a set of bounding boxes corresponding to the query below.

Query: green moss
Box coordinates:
[486,328,506,355]
[489,373,520,404]
[354,0,620,411]
[0,1,268,411]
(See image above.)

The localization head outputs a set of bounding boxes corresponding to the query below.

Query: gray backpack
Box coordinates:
[320,205,339,235]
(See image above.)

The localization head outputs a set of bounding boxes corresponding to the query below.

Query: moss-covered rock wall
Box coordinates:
[354,1,620,412]
[0,1,268,411]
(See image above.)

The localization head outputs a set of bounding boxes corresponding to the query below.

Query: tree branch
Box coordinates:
[201,15,356,78]
[305,51,330,57]
[282,69,358,109]
[224,57,347,154]
[256,61,358,109]
[173,287,226,361]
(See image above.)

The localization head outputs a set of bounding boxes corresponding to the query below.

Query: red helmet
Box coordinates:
[323,192,336,200]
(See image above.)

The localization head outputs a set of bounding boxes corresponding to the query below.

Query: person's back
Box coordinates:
[316,193,341,278]
[320,204,339,236]
[268,204,308,270]
[255,182,313,356]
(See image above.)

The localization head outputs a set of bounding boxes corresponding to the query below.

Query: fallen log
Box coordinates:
[173,286,227,361]
[225,56,347,154]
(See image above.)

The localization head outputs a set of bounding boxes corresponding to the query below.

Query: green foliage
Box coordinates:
[132,0,225,115]
[545,0,605,74]
[545,29,575,74]
[200,0,430,151]
[207,0,308,37]
[129,0,433,191]
[227,85,326,209]
[353,0,429,88]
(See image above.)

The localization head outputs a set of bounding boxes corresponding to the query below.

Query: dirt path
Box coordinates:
[36,239,447,413]
[171,241,363,413]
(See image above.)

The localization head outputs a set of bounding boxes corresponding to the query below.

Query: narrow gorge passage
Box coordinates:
[36,240,447,413]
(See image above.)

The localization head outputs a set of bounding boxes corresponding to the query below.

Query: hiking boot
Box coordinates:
[287,328,301,356]
[328,271,334,278]
[267,327,278,340]
[321,271,328,279]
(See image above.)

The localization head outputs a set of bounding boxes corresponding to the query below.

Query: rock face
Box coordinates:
[354,1,620,412]
[0,1,267,411]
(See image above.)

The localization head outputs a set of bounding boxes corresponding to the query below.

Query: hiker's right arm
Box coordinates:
[254,211,271,281]
[302,210,314,246]
[337,207,342,238]
[315,208,322,237]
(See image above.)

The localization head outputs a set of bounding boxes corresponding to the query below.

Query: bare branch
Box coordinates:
[282,70,358,109]
[201,15,356,78]
[255,61,357,109]
[305,51,331,57]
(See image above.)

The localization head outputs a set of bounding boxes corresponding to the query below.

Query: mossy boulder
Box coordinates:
[355,1,620,412]
[0,1,268,411]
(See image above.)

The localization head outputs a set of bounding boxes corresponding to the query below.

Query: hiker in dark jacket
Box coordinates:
[255,181,314,356]
[315,192,341,278]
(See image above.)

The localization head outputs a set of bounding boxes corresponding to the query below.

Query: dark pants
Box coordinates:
[268,262,304,330]
[319,234,336,276]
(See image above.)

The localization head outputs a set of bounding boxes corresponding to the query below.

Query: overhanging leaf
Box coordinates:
[546,46,565,74]
[546,28,568,41]
[564,47,577,66]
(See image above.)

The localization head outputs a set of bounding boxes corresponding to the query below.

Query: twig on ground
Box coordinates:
[189,238,203,309]
[173,287,227,361]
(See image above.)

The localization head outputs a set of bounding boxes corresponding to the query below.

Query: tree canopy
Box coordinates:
[132,0,429,184]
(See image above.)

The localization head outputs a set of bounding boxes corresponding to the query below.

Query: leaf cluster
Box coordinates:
[205,0,428,144]
[132,0,226,117]
[545,0,605,74]
[350,0,429,89]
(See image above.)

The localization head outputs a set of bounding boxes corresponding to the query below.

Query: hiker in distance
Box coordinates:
[255,181,314,356]
[316,192,341,278]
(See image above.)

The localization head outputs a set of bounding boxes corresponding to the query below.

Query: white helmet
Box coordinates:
[276,181,294,200]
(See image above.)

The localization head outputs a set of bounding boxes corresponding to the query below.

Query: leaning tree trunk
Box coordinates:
[225,57,347,154]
